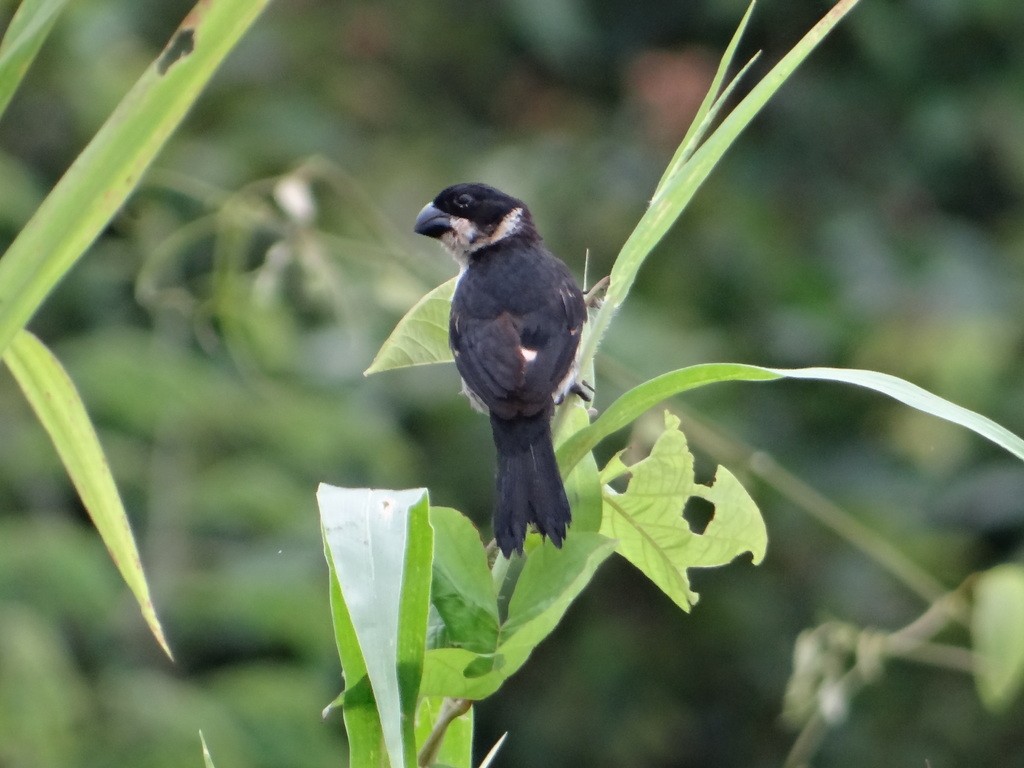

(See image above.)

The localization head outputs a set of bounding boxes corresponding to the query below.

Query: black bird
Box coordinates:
[414,183,587,557]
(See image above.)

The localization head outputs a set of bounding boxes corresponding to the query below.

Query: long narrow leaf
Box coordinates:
[0,0,71,119]
[577,0,862,371]
[558,363,1024,474]
[653,0,756,197]
[0,0,273,358]
[3,331,170,656]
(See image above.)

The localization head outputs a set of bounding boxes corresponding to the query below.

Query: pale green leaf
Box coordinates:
[690,465,767,568]
[600,412,765,610]
[3,331,170,657]
[973,564,1024,712]
[322,536,385,768]
[365,278,456,374]
[0,0,274,358]
[319,485,434,768]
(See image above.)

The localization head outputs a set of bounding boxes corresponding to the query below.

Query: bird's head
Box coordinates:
[414,183,536,263]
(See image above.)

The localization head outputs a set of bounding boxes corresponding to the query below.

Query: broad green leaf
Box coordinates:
[3,331,170,657]
[558,363,1024,474]
[972,564,1024,712]
[419,533,616,699]
[600,412,766,610]
[0,0,70,119]
[414,697,473,768]
[319,485,434,768]
[365,278,456,374]
[576,0,862,371]
[0,0,274,358]
[429,507,499,654]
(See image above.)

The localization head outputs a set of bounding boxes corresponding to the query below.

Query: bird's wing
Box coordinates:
[520,276,585,399]
[450,309,527,413]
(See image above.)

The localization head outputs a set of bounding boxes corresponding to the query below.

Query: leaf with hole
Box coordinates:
[600,412,766,610]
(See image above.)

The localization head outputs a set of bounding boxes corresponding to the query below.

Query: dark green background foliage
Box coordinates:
[2,0,1023,765]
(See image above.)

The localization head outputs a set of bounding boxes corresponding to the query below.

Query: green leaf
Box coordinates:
[972,564,1024,712]
[319,485,434,768]
[690,466,767,568]
[600,412,766,610]
[0,0,71,119]
[0,0,274,359]
[558,363,1024,474]
[429,507,500,654]
[419,533,616,699]
[3,331,170,657]
[365,278,456,375]
[653,0,757,198]
[576,0,862,372]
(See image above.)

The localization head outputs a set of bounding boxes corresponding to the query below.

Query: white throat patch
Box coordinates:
[440,207,524,266]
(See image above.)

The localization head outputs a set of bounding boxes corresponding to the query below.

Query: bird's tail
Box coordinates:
[489,408,571,557]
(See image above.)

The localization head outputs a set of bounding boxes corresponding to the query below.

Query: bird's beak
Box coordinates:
[414,203,452,238]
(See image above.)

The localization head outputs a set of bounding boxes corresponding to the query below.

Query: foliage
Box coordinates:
[2,0,1024,766]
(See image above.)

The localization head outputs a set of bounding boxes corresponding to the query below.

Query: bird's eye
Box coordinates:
[454,193,474,208]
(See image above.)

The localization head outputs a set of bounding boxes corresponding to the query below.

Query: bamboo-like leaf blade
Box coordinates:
[3,330,170,657]
[558,363,1024,475]
[577,0,862,372]
[0,0,274,358]
[653,0,757,197]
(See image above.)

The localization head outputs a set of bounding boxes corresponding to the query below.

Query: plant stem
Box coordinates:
[416,698,473,767]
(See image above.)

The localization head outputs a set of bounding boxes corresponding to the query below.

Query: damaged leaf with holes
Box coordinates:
[598,412,767,611]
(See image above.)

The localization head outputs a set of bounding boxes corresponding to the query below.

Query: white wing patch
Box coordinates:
[520,346,538,364]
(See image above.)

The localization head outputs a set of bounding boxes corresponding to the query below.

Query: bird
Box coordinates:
[414,183,587,557]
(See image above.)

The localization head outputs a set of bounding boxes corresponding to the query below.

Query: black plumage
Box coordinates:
[414,183,586,556]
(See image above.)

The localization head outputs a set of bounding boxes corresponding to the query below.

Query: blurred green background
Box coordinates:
[2,0,1023,765]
